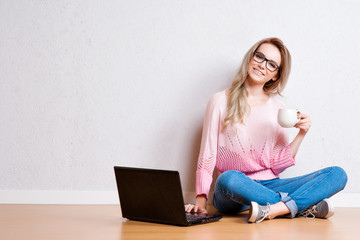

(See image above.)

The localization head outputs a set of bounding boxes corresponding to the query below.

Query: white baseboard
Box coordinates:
[328,193,360,207]
[0,190,359,207]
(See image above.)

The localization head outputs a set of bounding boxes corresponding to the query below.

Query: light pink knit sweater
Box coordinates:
[196,90,296,199]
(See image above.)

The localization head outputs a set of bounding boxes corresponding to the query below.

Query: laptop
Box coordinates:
[114,166,222,226]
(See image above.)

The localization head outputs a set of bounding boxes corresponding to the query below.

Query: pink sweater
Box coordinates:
[196,90,296,199]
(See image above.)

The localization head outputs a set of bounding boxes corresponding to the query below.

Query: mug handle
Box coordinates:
[296,110,301,124]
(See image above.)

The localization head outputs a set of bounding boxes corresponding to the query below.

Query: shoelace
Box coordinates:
[256,203,271,223]
[299,205,317,218]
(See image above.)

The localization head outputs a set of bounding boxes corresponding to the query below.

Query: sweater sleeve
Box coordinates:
[195,94,222,199]
[270,127,296,175]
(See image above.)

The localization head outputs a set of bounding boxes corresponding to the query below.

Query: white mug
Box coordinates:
[277,108,300,128]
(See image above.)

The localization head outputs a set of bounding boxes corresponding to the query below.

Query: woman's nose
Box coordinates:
[258,61,266,70]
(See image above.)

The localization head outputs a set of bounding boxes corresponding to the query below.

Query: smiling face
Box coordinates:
[247,43,282,85]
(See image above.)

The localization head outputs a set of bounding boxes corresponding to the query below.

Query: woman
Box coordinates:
[185,37,347,223]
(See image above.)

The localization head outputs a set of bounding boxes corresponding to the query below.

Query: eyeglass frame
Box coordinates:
[253,51,280,72]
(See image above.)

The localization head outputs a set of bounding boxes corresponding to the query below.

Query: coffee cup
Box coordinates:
[277,108,300,128]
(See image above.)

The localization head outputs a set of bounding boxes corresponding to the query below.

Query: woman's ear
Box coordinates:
[272,73,279,81]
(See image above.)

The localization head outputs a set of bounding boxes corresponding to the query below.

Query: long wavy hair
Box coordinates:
[222,37,291,131]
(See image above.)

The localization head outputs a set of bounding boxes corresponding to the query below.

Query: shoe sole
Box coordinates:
[324,198,334,218]
[248,202,258,223]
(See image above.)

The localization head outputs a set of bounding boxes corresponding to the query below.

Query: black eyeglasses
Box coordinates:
[253,51,280,72]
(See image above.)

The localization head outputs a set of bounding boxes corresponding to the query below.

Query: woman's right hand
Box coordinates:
[184,194,208,214]
[184,204,208,214]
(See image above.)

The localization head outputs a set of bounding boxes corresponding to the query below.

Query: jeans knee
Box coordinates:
[216,170,244,187]
[332,166,348,189]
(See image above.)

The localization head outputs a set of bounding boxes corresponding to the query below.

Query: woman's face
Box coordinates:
[247,43,281,85]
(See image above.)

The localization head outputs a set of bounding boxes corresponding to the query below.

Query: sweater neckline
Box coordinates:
[250,96,272,109]
[223,89,272,109]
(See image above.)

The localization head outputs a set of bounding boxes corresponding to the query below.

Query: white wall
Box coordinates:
[1,0,359,205]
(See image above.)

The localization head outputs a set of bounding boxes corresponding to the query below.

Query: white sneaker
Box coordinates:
[299,199,334,219]
[248,202,270,223]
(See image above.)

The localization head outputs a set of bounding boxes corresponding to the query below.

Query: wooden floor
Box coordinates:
[0,204,359,240]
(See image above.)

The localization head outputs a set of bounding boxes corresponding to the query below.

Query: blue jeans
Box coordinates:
[213,166,347,218]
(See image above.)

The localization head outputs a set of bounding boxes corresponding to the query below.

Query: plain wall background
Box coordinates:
[1,0,359,203]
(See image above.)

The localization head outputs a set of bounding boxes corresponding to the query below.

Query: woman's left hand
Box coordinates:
[294,113,311,135]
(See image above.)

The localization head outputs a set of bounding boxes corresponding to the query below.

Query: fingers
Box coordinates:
[297,113,309,120]
[194,205,199,213]
[185,204,197,213]
[295,119,311,127]
[296,114,311,125]
[294,113,311,133]
[184,204,203,213]
[184,204,193,213]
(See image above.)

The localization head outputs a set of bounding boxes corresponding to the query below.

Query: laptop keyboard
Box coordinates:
[185,213,223,225]
[186,214,206,221]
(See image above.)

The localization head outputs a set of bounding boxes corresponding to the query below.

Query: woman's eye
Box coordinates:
[269,62,278,69]
[255,53,264,60]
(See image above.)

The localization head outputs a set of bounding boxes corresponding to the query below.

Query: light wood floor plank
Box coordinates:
[0,204,359,240]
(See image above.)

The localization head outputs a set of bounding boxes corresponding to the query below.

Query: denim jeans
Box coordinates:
[212,166,348,218]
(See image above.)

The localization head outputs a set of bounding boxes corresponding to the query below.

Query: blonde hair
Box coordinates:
[222,37,291,131]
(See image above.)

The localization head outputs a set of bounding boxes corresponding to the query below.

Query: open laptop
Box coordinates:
[114,166,222,226]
